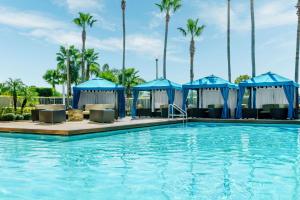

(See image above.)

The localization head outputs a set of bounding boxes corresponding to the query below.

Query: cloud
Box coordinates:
[195,0,297,32]
[53,0,104,13]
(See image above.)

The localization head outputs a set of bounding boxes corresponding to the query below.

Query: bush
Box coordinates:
[35,87,53,97]
[1,113,16,121]
[23,113,31,120]
[15,114,24,121]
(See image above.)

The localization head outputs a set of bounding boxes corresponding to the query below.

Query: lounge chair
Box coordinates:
[259,104,279,119]
[187,108,209,118]
[270,104,288,120]
[207,104,223,118]
[136,104,152,118]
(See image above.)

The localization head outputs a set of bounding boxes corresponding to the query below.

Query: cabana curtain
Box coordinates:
[283,85,295,119]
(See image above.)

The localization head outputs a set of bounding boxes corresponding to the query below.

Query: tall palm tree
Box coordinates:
[178,18,205,83]
[85,49,100,80]
[295,1,300,83]
[250,0,256,77]
[43,69,61,91]
[73,12,97,82]
[121,0,126,85]
[5,78,24,113]
[227,0,231,82]
[156,0,182,79]
[56,46,81,97]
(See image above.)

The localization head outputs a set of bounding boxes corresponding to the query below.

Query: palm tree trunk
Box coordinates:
[190,38,195,83]
[66,48,71,109]
[250,0,256,77]
[122,0,126,85]
[163,13,170,79]
[86,64,90,81]
[227,0,231,82]
[81,29,86,82]
[295,4,300,83]
[295,2,300,116]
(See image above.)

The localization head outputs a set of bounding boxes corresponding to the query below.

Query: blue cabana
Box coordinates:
[72,78,126,118]
[236,72,299,119]
[182,75,238,119]
[131,78,182,118]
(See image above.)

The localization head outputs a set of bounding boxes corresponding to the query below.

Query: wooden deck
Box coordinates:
[0,117,300,136]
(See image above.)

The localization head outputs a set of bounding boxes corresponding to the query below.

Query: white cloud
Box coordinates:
[195,0,297,32]
[53,0,104,12]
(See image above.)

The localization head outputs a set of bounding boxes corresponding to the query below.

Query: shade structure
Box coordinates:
[182,75,238,119]
[72,78,126,118]
[236,72,299,119]
[131,78,182,118]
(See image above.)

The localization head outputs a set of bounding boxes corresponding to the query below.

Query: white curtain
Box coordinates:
[228,89,237,117]
[174,90,183,108]
[152,90,168,109]
[201,89,224,108]
[78,90,116,109]
[256,87,288,108]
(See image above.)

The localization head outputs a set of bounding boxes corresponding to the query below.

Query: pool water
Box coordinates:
[0,123,300,200]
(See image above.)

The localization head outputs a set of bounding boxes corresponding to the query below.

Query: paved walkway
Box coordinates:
[0,117,183,136]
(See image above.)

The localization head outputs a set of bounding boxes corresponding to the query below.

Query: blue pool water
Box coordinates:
[0,123,300,200]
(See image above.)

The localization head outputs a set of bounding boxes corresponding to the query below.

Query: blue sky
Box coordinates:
[0,0,298,88]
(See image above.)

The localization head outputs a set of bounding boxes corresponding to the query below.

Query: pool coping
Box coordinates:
[1,118,300,136]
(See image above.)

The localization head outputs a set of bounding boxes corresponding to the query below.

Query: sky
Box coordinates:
[0,0,298,89]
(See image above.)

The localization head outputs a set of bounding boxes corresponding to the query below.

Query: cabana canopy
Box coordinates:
[131,78,182,117]
[133,78,182,91]
[236,72,299,119]
[182,75,238,119]
[72,78,125,118]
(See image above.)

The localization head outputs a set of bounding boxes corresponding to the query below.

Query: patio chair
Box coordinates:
[207,104,223,118]
[39,110,66,123]
[259,104,279,119]
[270,104,288,120]
[31,104,65,121]
[187,108,209,118]
[90,109,115,123]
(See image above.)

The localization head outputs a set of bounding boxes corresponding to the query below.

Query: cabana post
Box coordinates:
[236,72,299,119]
[72,78,126,118]
[131,78,182,118]
[182,75,238,119]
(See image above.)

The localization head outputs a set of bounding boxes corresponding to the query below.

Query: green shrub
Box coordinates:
[35,87,53,97]
[1,113,16,121]
[23,113,31,120]
[15,114,24,121]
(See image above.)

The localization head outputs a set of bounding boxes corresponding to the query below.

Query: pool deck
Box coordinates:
[1,117,300,136]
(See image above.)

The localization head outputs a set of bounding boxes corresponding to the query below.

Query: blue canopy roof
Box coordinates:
[239,72,299,87]
[183,75,238,89]
[73,78,124,91]
[133,78,181,91]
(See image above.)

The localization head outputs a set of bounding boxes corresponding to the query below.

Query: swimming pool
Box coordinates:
[0,122,299,199]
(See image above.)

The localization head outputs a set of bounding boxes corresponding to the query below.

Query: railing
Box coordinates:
[168,104,187,122]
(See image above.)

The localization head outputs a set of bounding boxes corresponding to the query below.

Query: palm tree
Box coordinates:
[73,12,97,82]
[227,0,231,82]
[20,86,37,114]
[250,0,256,77]
[5,78,24,113]
[117,68,145,97]
[43,69,60,91]
[121,0,126,85]
[85,49,100,80]
[178,18,205,83]
[156,0,182,79]
[295,1,300,83]
[56,46,81,98]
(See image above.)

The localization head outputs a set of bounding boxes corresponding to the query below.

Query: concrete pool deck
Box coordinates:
[1,117,300,136]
